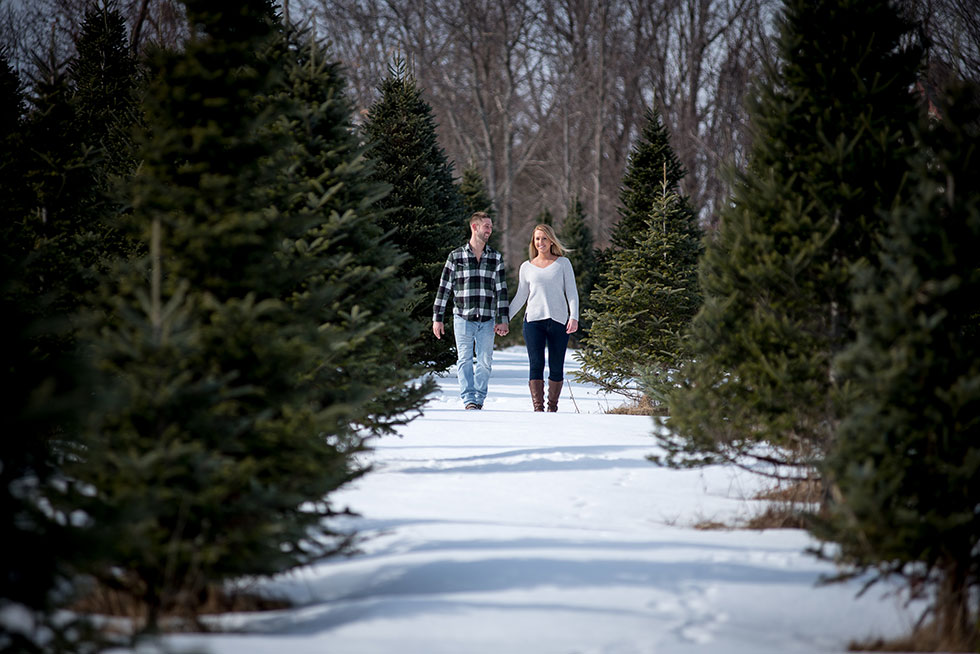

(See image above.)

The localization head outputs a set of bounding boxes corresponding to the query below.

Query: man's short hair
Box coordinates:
[469,211,491,226]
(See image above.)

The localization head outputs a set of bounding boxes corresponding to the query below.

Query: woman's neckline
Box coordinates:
[529,256,559,269]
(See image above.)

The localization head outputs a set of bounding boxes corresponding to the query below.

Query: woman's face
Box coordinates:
[533,229,552,256]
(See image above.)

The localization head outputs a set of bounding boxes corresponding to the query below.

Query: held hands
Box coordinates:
[566,318,579,334]
[434,321,509,338]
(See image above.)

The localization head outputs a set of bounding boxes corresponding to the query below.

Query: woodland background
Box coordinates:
[4,0,975,263]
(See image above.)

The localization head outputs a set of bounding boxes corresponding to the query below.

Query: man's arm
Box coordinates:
[493,255,510,325]
[432,254,455,339]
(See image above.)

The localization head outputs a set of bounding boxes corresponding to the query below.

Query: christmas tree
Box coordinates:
[362,60,465,372]
[69,4,141,186]
[0,50,100,654]
[665,0,922,469]
[610,106,687,251]
[813,81,980,648]
[458,161,502,251]
[575,172,701,401]
[575,105,702,401]
[559,196,597,339]
[67,0,420,630]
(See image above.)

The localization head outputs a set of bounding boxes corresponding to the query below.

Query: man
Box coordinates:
[433,211,510,410]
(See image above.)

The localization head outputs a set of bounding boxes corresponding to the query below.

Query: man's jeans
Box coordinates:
[453,315,495,406]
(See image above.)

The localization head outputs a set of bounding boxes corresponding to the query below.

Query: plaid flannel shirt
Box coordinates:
[432,243,510,324]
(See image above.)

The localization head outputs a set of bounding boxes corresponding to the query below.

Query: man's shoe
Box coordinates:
[465,403,480,410]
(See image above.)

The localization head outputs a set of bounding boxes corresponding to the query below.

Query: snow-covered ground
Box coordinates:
[149,346,920,654]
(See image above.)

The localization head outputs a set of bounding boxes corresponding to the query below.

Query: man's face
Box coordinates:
[472,218,493,242]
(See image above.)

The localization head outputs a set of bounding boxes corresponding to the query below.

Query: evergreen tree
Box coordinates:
[0,48,29,229]
[11,3,141,328]
[575,176,702,401]
[256,27,433,436]
[813,82,980,648]
[459,161,495,217]
[20,53,99,320]
[66,0,402,630]
[362,60,464,372]
[610,106,686,251]
[534,207,554,226]
[0,47,25,177]
[665,0,922,468]
[559,196,597,339]
[0,51,101,654]
[458,161,502,251]
[69,2,141,186]
[67,2,144,279]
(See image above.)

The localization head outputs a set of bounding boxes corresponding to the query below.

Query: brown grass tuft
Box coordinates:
[71,581,291,633]
[753,478,823,504]
[744,505,809,530]
[605,395,667,416]
[745,479,823,530]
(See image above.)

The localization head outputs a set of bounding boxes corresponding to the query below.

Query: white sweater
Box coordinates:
[509,257,579,325]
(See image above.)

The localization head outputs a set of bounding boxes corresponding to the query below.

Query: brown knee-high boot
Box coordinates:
[547,380,563,412]
[529,380,544,412]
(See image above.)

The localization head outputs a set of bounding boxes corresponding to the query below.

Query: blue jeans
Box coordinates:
[453,315,496,406]
[523,319,569,382]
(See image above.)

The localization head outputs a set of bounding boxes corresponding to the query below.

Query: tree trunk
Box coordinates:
[936,557,972,647]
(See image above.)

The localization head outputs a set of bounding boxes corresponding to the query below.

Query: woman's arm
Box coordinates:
[563,258,579,321]
[509,262,530,319]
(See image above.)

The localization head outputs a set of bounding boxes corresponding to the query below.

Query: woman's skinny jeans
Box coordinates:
[523,318,569,382]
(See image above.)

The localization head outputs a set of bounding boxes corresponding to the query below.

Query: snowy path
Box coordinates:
[162,347,918,654]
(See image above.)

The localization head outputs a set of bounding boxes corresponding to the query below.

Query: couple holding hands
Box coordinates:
[432,211,579,412]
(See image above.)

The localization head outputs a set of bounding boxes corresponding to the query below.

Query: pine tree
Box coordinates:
[11,4,142,326]
[67,2,144,277]
[255,27,433,436]
[812,82,980,648]
[665,0,922,468]
[362,60,464,371]
[534,207,554,226]
[610,106,686,251]
[459,161,495,217]
[458,161,502,251]
[574,175,702,402]
[0,48,29,230]
[66,0,402,630]
[0,51,101,654]
[19,53,100,321]
[559,196,597,338]
[69,3,141,186]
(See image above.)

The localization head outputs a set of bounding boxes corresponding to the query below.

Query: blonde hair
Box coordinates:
[527,223,571,260]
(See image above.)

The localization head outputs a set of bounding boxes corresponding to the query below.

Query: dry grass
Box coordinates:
[605,395,667,416]
[849,621,979,652]
[72,581,290,633]
[743,479,823,530]
[753,478,823,504]
[744,505,809,530]
[693,519,730,531]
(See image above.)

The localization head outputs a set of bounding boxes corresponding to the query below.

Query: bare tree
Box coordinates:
[1,0,186,82]
[295,0,771,259]
[5,0,774,254]
[434,0,558,263]
[905,0,980,88]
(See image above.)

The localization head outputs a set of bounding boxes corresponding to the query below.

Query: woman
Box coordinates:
[509,224,579,412]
